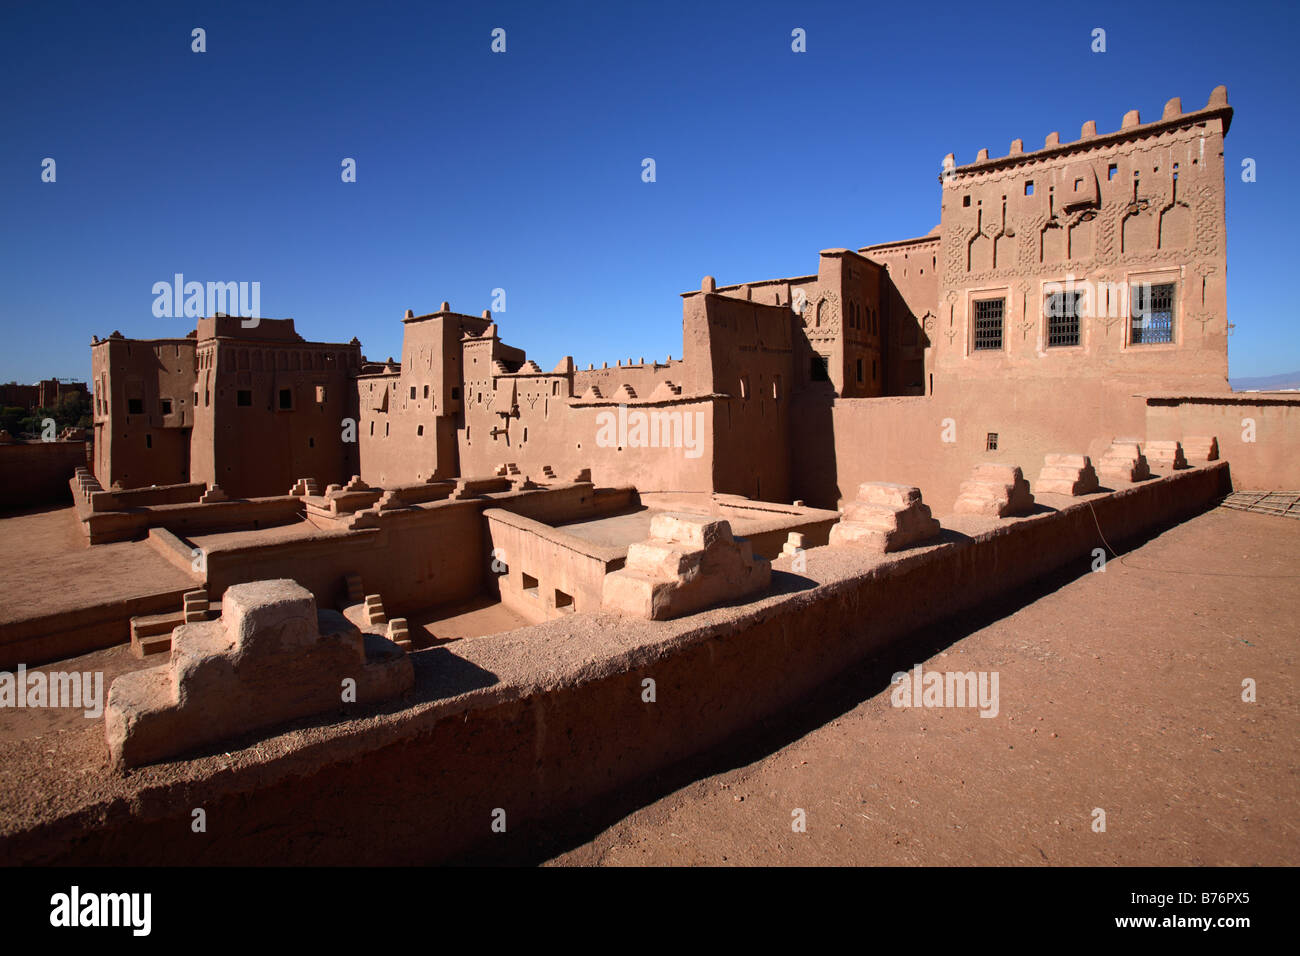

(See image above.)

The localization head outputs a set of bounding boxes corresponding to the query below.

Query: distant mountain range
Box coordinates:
[1230,371,1300,391]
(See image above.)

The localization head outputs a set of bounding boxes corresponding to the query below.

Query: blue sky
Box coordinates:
[1,0,1296,384]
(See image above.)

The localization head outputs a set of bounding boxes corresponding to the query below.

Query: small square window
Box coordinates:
[451,386,461,400]
[127,398,144,415]
[1024,181,1034,196]
[962,195,971,207]
[237,390,252,407]
[986,433,998,451]
[278,388,293,410]
[522,573,538,597]
[160,398,173,415]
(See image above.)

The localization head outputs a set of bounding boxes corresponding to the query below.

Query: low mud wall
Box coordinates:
[0,463,1229,864]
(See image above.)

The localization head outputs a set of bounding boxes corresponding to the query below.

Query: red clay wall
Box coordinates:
[1145,393,1300,490]
[793,378,1153,511]
[0,441,88,512]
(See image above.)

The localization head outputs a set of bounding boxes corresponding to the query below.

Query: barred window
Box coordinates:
[1130,283,1175,344]
[973,298,1004,351]
[1045,291,1082,347]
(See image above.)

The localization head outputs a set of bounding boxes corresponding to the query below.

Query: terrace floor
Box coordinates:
[0,505,196,626]
[547,505,1300,866]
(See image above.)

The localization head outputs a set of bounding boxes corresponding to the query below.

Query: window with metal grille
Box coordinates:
[1045,291,1082,347]
[986,433,998,451]
[1130,283,1175,344]
[973,298,1004,351]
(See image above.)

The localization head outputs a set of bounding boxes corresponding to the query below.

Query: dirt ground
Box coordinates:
[0,505,196,625]
[546,506,1300,866]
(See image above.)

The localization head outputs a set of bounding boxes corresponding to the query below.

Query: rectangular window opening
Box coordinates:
[522,573,539,597]
[973,298,1004,351]
[278,388,292,410]
[555,589,574,613]
[1045,291,1082,347]
[986,432,998,451]
[237,390,252,407]
[1130,283,1175,344]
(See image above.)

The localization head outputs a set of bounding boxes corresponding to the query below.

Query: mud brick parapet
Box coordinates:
[602,514,771,620]
[104,579,412,769]
[1097,440,1151,485]
[1145,441,1189,472]
[828,482,940,552]
[953,464,1035,517]
[1182,436,1219,462]
[1035,455,1100,496]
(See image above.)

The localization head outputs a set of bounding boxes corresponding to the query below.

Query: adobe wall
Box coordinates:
[484,509,623,622]
[358,310,492,486]
[77,495,304,545]
[861,233,940,395]
[0,463,1228,864]
[0,440,88,511]
[1145,393,1300,490]
[203,499,486,616]
[191,336,362,498]
[935,90,1231,396]
[0,586,195,671]
[683,292,794,501]
[91,336,196,490]
[460,392,716,493]
[793,379,1151,511]
[572,358,685,397]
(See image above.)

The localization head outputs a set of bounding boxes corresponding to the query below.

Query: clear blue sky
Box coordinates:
[1,0,1296,384]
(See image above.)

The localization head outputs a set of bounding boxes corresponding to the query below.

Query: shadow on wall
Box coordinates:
[790,387,839,510]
